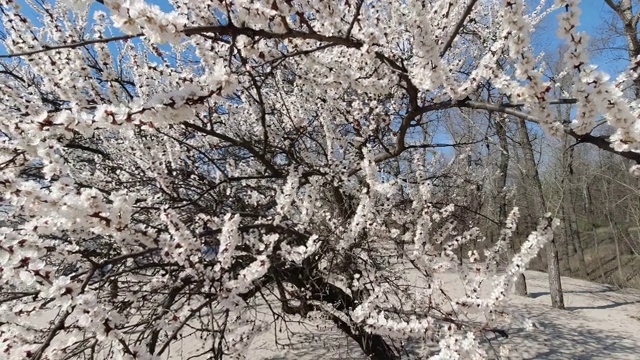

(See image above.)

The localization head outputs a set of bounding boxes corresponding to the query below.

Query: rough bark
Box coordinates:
[517,117,564,309]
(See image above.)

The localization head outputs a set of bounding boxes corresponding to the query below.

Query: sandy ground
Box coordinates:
[6,270,640,359]
[497,271,640,360]
[240,270,640,359]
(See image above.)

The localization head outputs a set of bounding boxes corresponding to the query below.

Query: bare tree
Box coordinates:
[516,117,565,308]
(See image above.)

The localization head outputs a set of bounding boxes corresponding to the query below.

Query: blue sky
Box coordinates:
[2,1,628,74]
[536,1,628,75]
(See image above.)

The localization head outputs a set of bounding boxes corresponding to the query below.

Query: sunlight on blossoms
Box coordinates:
[1,0,640,359]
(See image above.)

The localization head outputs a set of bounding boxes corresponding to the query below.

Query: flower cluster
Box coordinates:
[556,0,640,152]
[1,0,637,359]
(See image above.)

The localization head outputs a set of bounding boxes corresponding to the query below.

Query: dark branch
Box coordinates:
[440,0,479,57]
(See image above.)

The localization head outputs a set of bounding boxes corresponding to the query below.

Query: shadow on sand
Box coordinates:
[495,303,639,359]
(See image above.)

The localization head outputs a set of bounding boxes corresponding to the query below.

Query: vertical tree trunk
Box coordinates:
[585,183,606,282]
[592,223,605,282]
[496,116,527,295]
[569,186,588,278]
[560,139,587,278]
[560,204,574,276]
[608,214,626,281]
[517,117,564,308]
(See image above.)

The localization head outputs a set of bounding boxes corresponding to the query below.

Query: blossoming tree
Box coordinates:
[1,0,638,359]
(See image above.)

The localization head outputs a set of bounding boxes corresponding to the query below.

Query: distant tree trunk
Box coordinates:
[561,140,587,278]
[608,214,626,281]
[593,225,606,282]
[517,117,564,308]
[585,182,606,282]
[560,204,574,276]
[496,116,527,295]
[569,184,588,279]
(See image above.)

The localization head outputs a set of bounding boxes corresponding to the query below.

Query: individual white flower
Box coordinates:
[18,270,36,286]
[630,164,640,177]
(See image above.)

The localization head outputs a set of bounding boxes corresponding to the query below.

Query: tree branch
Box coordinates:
[0,23,363,59]
[461,100,640,163]
[182,121,282,176]
[0,34,138,58]
[440,0,479,57]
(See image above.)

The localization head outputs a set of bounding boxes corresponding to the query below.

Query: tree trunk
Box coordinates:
[517,117,564,308]
[496,116,527,295]
[608,215,626,281]
[569,185,588,279]
[553,97,575,278]
[584,181,606,281]
[560,204,573,276]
